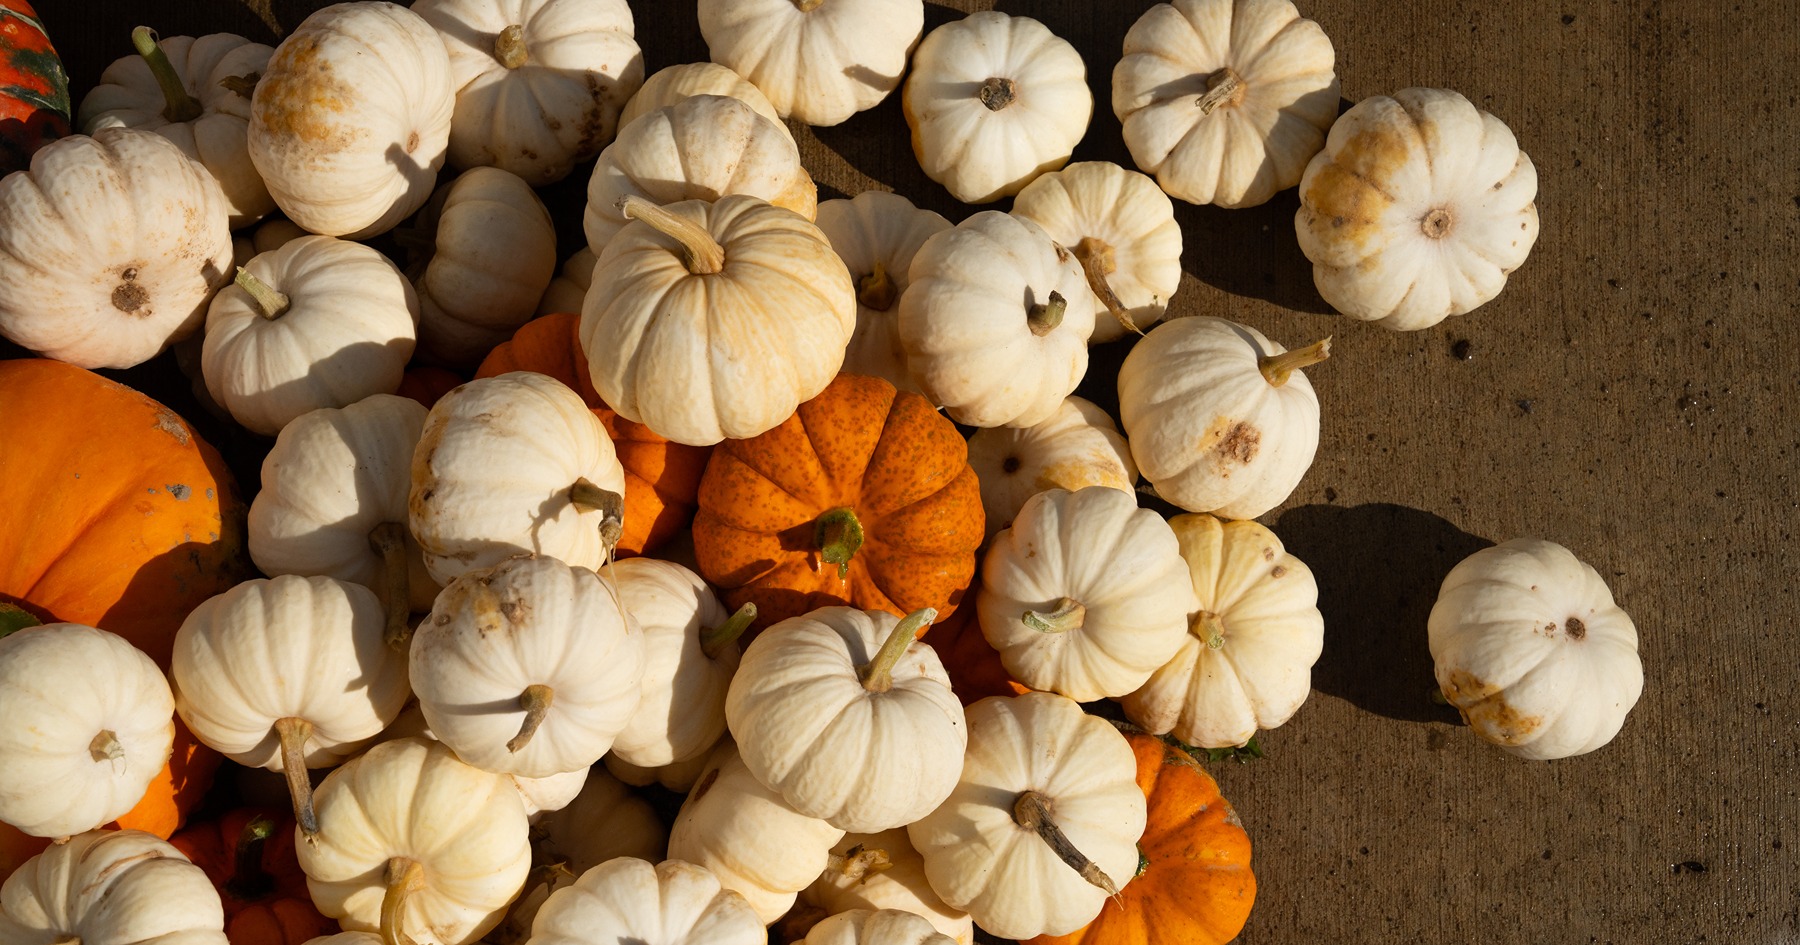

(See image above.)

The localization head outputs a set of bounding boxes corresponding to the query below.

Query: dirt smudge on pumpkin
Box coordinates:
[252,31,365,152]
[165,484,191,500]
[1208,421,1260,473]
[1443,669,1542,743]
[153,408,192,445]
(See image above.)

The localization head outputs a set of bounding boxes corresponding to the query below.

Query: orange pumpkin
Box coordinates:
[395,365,466,409]
[475,313,712,558]
[1026,733,1256,945]
[0,359,250,668]
[168,808,337,945]
[919,577,1033,705]
[692,372,984,632]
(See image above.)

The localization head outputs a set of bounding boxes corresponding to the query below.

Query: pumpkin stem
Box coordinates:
[1257,337,1330,387]
[0,602,40,639]
[700,602,757,660]
[813,507,865,578]
[1073,237,1140,336]
[369,522,413,650]
[274,717,318,837]
[225,815,280,902]
[132,27,203,124]
[1195,67,1245,116]
[234,267,291,320]
[978,76,1017,111]
[1012,790,1120,896]
[1021,597,1086,634]
[858,608,938,693]
[568,478,625,556]
[1193,610,1227,649]
[380,856,426,945]
[794,0,825,9]
[218,72,260,98]
[88,730,125,775]
[1026,291,1067,337]
[494,24,528,69]
[507,684,556,753]
[1420,208,1454,239]
[857,262,898,311]
[618,195,725,275]
[825,842,893,881]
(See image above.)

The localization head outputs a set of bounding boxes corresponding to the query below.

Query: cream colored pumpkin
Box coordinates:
[1010,161,1183,341]
[538,248,597,315]
[583,94,817,255]
[898,211,1095,428]
[403,166,557,367]
[248,2,455,239]
[409,371,627,584]
[908,692,1145,940]
[798,831,973,945]
[901,12,1091,204]
[372,702,589,820]
[201,234,420,435]
[815,191,950,394]
[0,829,226,945]
[1429,539,1643,760]
[1116,315,1327,518]
[1296,87,1540,330]
[619,62,789,139]
[699,0,922,126]
[581,195,855,446]
[1114,0,1339,208]
[528,858,763,945]
[806,909,956,945]
[78,30,276,227]
[978,487,1197,702]
[965,395,1137,540]
[297,736,531,945]
[0,127,232,370]
[606,749,712,794]
[231,216,310,270]
[0,625,174,838]
[1122,514,1324,748]
[413,0,643,186]
[609,558,749,768]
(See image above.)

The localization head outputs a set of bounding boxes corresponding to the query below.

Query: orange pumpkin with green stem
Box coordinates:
[169,808,337,945]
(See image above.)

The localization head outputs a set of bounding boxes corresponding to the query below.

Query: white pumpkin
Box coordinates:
[296,736,531,945]
[609,557,749,768]
[898,211,1095,428]
[965,395,1137,540]
[0,624,174,838]
[901,12,1091,204]
[409,371,627,585]
[247,1,455,239]
[538,247,597,315]
[798,831,973,945]
[0,829,226,945]
[1296,87,1540,330]
[1428,538,1643,760]
[605,749,712,794]
[698,0,923,126]
[1113,0,1340,208]
[403,166,557,367]
[814,191,951,394]
[371,702,589,821]
[201,234,420,435]
[1121,514,1324,748]
[619,62,789,139]
[1010,161,1183,341]
[528,858,763,945]
[231,216,310,270]
[78,29,276,227]
[1116,315,1327,519]
[907,692,1146,940]
[805,909,957,945]
[412,0,644,186]
[410,553,645,778]
[0,127,232,370]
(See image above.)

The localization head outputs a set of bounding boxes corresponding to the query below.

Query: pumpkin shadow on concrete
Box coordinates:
[1273,503,1490,724]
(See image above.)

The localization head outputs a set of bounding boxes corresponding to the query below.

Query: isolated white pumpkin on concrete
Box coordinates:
[528,858,764,945]
[618,62,789,140]
[699,0,923,126]
[965,395,1137,540]
[0,829,226,945]
[815,191,950,395]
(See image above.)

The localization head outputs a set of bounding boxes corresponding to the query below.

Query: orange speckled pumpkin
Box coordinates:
[395,365,466,409]
[1026,733,1256,945]
[0,359,250,668]
[168,808,336,945]
[693,372,984,632]
[475,312,712,558]
[920,578,1032,705]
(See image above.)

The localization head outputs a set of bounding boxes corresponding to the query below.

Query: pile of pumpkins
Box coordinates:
[0,0,1645,943]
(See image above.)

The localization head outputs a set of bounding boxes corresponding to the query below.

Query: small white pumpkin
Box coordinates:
[798,831,973,945]
[1116,315,1327,519]
[78,29,276,227]
[805,909,957,945]
[371,702,589,821]
[412,0,644,186]
[605,749,712,794]
[201,234,420,435]
[0,127,232,370]
[537,247,597,315]
[1296,87,1540,330]
[1428,538,1643,760]
[247,1,455,239]
[699,0,923,127]
[0,829,226,945]
[1113,0,1340,208]
[1121,513,1324,748]
[814,191,951,394]
[231,216,310,269]
[0,624,174,838]
[965,395,1137,540]
[619,62,790,139]
[528,858,763,945]
[901,12,1091,204]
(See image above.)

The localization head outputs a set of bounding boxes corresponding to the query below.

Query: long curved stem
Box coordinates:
[1027,291,1067,336]
[381,857,426,945]
[274,717,317,837]
[618,195,724,274]
[1073,237,1139,335]
[1021,597,1086,634]
[700,602,757,660]
[1013,790,1119,896]
[1258,337,1331,387]
[369,522,411,650]
[225,815,279,901]
[132,27,202,123]
[507,684,555,753]
[569,478,624,555]
[858,608,937,693]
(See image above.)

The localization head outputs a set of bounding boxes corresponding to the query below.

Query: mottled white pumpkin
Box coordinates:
[609,558,749,768]
[528,858,763,945]
[799,831,973,945]
[618,62,788,139]
[0,829,226,945]
[538,247,597,315]
[806,909,957,945]
[699,0,922,126]
[965,395,1137,540]
[815,191,950,394]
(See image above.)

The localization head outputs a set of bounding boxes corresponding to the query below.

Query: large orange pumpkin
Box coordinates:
[0,359,250,667]
[1026,733,1256,945]
[168,808,337,945]
[474,313,711,558]
[692,372,984,632]
[919,577,1032,705]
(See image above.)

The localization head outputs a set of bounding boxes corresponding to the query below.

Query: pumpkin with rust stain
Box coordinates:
[1025,732,1256,945]
[168,808,337,945]
[0,359,249,669]
[692,371,983,633]
[964,395,1137,541]
[0,0,69,175]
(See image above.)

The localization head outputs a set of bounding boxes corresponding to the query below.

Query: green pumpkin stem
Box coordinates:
[1013,790,1120,896]
[0,602,41,639]
[225,815,280,901]
[494,24,528,69]
[234,267,291,320]
[1027,291,1067,337]
[700,602,757,660]
[856,262,897,311]
[1258,337,1331,387]
[380,856,426,945]
[1073,237,1140,336]
[132,27,203,124]
[369,522,412,650]
[507,684,555,753]
[858,608,937,693]
[1021,597,1086,634]
[618,195,725,274]
[273,717,318,837]
[813,507,865,578]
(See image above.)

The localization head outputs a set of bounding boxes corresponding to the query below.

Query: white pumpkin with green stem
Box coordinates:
[698,0,923,127]
[619,62,789,139]
[0,623,174,838]
[78,28,275,227]
[296,736,531,945]
[538,247,597,315]
[1428,538,1643,760]
[797,830,973,945]
[1122,513,1324,748]
[978,487,1198,702]
[965,395,1137,540]
[0,829,227,945]
[1010,161,1183,341]
[1116,315,1328,518]
[527,858,763,945]
[815,191,951,394]
[805,910,957,945]
[171,575,409,839]
[201,234,420,436]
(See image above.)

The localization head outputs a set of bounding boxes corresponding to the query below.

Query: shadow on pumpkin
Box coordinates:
[1272,502,1489,724]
